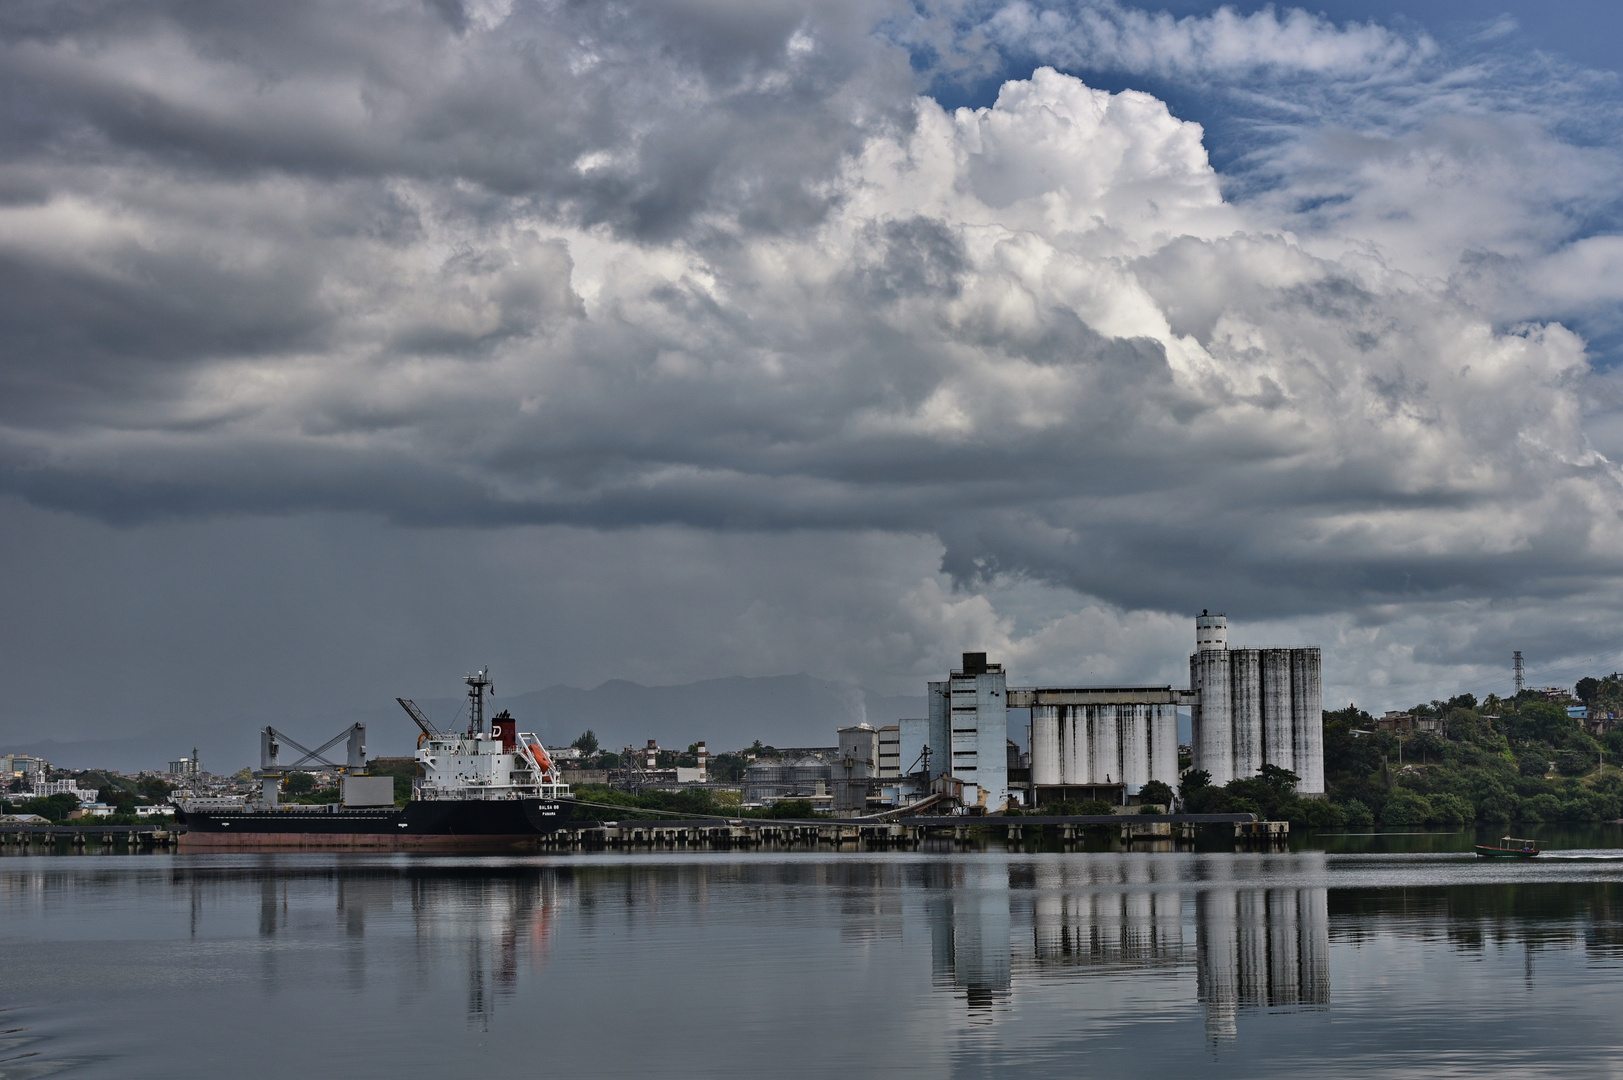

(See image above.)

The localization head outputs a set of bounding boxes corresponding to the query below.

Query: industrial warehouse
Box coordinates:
[832,612,1323,815]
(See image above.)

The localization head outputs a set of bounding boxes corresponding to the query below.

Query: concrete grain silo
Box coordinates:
[1189,613,1324,795]
[1260,648,1295,776]
[1290,649,1324,793]
[1031,704,1061,788]
[1192,636,1234,786]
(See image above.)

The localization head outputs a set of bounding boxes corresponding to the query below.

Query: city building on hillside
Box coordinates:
[2,755,49,786]
[1375,712,1443,734]
[30,779,99,803]
[168,750,201,778]
[67,804,115,819]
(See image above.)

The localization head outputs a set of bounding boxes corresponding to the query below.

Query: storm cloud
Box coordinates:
[3,1,1623,760]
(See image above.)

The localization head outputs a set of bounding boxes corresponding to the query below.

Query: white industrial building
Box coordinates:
[928,653,1010,812]
[897,614,1324,813]
[1189,612,1324,794]
[1027,692,1182,800]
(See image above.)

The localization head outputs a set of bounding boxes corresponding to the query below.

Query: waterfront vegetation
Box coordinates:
[566,783,816,821]
[1180,691,1623,828]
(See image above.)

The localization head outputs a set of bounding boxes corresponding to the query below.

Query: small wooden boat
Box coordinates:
[1475,836,1542,858]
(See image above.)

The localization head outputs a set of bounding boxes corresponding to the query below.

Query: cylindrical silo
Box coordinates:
[1032,705,1060,786]
[1230,650,1263,780]
[1121,704,1149,791]
[1151,703,1179,788]
[1193,649,1233,785]
[1063,707,1085,785]
[1290,648,1324,794]
[1260,648,1294,776]
[1091,704,1119,785]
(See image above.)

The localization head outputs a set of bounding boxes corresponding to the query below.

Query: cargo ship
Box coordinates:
[177,668,572,849]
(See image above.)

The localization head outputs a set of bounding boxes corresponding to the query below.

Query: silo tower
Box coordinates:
[1196,610,1228,651]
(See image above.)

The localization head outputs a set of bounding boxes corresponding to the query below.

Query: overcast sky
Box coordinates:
[4,0,1623,763]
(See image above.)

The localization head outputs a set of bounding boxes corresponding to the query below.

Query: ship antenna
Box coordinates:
[465,666,493,735]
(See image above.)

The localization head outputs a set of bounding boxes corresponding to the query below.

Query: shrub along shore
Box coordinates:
[1182,691,1623,828]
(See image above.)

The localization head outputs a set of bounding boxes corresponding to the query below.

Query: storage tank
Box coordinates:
[1192,648,1233,785]
[1091,704,1120,785]
[1260,648,1294,775]
[1230,650,1263,780]
[1120,704,1149,791]
[1151,703,1179,787]
[1032,705,1061,786]
[1290,648,1324,794]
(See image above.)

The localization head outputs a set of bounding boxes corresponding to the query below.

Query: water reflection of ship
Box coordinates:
[250,866,564,1028]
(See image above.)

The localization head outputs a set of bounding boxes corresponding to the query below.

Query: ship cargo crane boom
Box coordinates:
[396,697,441,737]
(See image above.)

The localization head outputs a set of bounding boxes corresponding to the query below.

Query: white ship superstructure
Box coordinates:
[411,668,571,801]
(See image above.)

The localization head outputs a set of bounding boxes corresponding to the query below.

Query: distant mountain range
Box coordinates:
[2,674,929,774]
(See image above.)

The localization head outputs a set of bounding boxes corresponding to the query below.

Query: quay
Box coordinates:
[1,825,181,850]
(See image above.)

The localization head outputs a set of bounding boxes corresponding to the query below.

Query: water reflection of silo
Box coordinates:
[1196,884,1329,1040]
[1028,858,1184,970]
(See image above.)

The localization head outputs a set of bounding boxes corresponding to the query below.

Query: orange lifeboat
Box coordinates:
[523,736,555,779]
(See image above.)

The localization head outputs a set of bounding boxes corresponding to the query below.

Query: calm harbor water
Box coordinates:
[4,838,1623,1078]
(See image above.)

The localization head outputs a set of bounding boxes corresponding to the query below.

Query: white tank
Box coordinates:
[1032,705,1060,786]
[1151,703,1179,788]
[1192,648,1234,785]
[1092,704,1119,785]
[1120,705,1148,791]
[1196,611,1228,651]
[1290,648,1324,794]
[1260,648,1294,775]
[1231,650,1263,780]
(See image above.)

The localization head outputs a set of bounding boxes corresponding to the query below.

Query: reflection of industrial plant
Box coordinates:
[1194,885,1329,1040]
[926,859,1329,1039]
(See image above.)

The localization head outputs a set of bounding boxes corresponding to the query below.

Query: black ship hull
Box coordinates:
[177,798,572,850]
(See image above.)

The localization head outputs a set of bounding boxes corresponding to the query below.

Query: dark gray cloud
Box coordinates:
[4,1,1623,761]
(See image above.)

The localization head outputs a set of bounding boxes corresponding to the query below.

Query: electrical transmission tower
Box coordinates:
[1514,651,1524,695]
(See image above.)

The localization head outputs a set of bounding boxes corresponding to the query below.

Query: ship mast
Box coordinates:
[465,667,492,735]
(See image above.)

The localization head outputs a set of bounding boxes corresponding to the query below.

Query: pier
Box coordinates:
[0,825,181,851]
